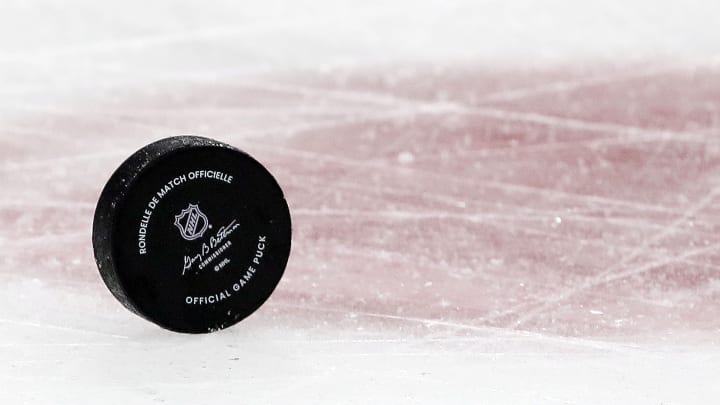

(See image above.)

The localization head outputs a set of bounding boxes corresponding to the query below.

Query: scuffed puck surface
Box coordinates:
[92,136,291,333]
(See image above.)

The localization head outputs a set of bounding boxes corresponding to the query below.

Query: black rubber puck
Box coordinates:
[92,136,292,333]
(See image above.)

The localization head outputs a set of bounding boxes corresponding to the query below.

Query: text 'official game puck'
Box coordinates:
[92,136,292,333]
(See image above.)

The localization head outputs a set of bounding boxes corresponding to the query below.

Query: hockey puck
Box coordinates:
[92,136,292,333]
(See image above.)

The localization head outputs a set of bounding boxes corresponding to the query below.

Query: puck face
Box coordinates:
[93,136,291,333]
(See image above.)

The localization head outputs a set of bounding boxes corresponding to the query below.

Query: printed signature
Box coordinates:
[182,219,240,275]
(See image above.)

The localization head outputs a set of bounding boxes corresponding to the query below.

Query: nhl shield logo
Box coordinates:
[174,203,210,241]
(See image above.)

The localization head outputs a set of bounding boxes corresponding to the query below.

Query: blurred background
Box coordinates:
[1,1,720,404]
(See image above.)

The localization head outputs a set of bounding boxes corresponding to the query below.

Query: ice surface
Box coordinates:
[1,1,720,404]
